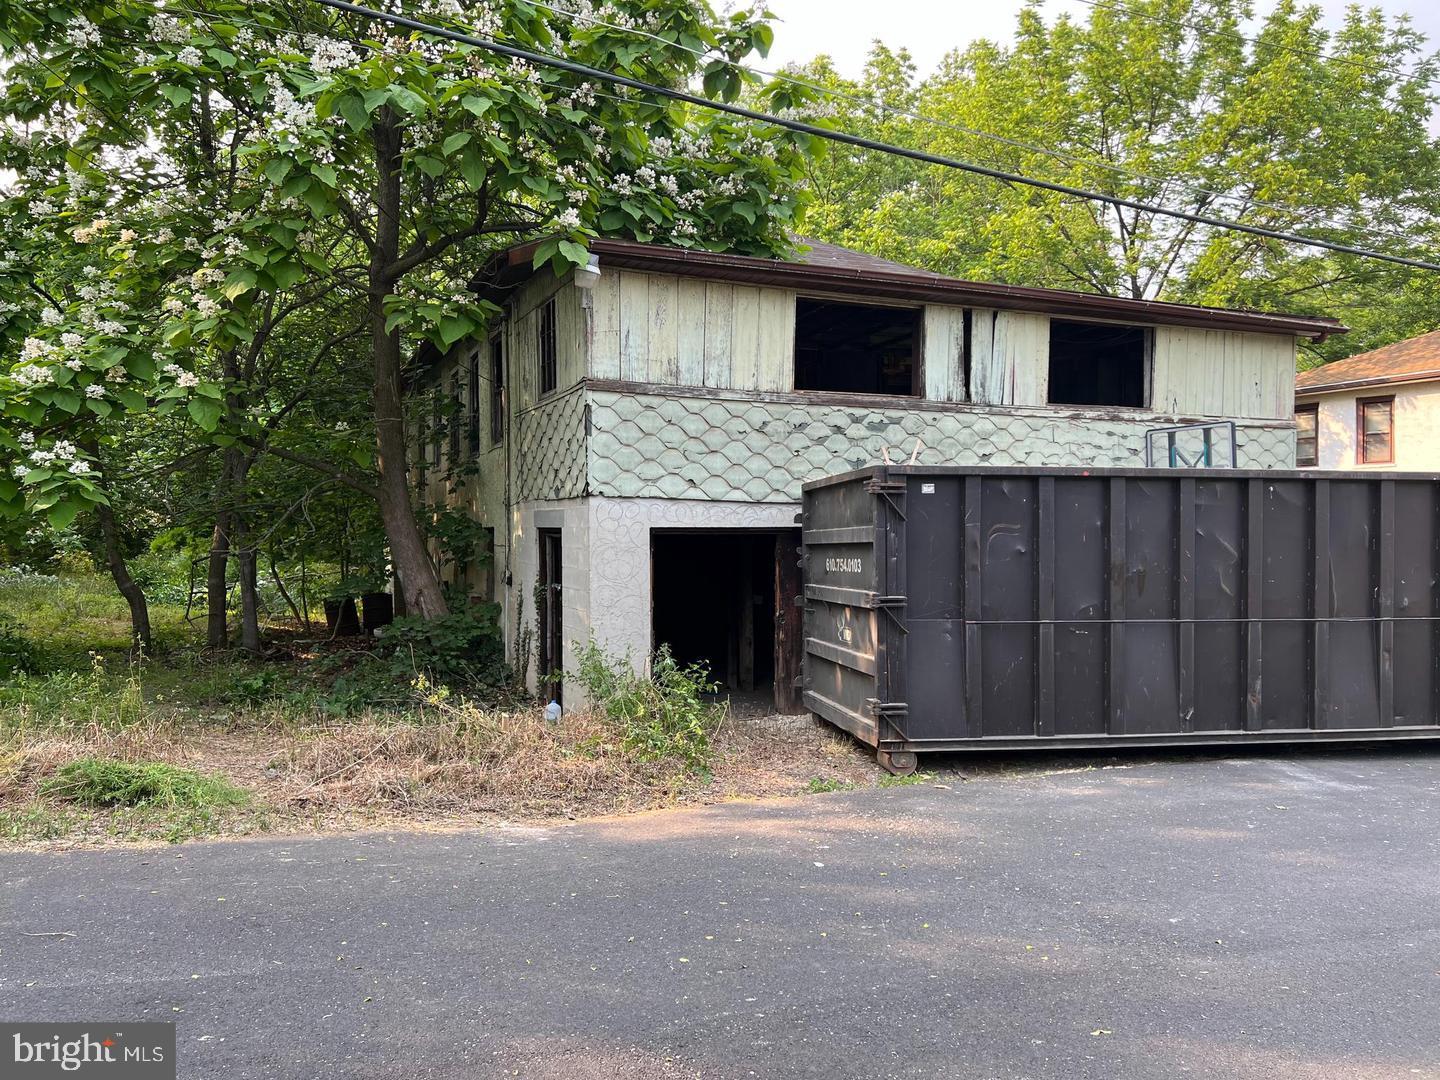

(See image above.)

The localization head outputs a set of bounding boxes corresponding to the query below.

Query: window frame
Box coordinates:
[537,297,558,397]
[466,346,482,456]
[429,385,442,468]
[1045,317,1153,410]
[490,333,506,446]
[792,295,924,399]
[1294,402,1319,468]
[447,369,462,465]
[1356,395,1395,465]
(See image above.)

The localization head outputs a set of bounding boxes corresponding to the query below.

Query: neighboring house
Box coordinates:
[413,238,1344,710]
[1294,329,1440,470]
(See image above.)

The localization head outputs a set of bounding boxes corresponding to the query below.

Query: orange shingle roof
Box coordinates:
[1296,329,1440,394]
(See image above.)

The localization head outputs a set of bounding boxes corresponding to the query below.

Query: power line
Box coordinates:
[1071,0,1440,90]
[529,0,1422,247]
[307,0,1440,273]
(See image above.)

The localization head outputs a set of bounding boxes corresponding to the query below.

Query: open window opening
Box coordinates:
[1047,319,1149,407]
[651,531,804,713]
[794,298,920,396]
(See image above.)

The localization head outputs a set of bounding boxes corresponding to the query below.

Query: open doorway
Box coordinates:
[651,530,803,713]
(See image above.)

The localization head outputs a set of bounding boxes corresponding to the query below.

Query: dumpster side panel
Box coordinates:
[801,475,883,746]
[802,466,1440,752]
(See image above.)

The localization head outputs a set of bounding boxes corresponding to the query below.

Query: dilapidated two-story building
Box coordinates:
[413,238,1344,709]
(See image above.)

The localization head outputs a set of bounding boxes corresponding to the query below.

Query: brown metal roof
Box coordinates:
[1295,329,1440,395]
[488,237,1348,340]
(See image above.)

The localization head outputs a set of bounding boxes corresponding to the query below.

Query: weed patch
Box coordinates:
[572,642,724,770]
[41,758,249,809]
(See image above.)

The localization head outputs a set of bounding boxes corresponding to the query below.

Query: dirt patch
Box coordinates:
[0,706,878,849]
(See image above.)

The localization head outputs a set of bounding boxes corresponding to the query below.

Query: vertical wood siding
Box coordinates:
[1152,326,1294,420]
[923,306,967,402]
[970,309,1049,406]
[598,270,795,392]
[590,268,1297,420]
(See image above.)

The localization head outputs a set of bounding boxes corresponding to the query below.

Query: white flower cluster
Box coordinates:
[19,440,90,477]
[72,217,111,243]
[29,199,57,217]
[65,16,103,48]
[84,383,106,399]
[265,74,315,134]
[105,366,128,383]
[555,207,581,230]
[149,13,190,44]
[176,45,203,67]
[12,364,52,387]
[308,35,361,74]
[40,307,63,327]
[163,362,201,389]
[671,218,698,238]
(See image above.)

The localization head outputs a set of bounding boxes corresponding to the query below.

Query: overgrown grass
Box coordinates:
[0,571,877,846]
[806,776,856,794]
[42,758,248,809]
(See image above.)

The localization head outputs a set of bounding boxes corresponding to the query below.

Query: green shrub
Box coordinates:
[41,758,249,809]
[571,641,723,770]
[0,613,39,678]
[379,608,509,689]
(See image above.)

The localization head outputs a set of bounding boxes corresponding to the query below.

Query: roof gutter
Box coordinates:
[1296,368,1440,396]
[480,239,1347,340]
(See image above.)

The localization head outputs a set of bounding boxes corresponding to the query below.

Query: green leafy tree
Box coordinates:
[794,0,1440,361]
[0,0,814,627]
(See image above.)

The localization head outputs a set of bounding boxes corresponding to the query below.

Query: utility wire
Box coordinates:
[307,0,1440,273]
[528,0,1422,247]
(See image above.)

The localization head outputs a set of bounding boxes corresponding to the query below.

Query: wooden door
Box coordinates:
[538,528,563,704]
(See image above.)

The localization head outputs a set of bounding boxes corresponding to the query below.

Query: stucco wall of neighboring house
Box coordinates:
[1300,381,1440,470]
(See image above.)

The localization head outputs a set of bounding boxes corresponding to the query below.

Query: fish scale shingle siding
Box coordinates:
[584,390,1294,503]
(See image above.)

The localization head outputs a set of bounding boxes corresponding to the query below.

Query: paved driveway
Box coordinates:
[3,747,1439,1079]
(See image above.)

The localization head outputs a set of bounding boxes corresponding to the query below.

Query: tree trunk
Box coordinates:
[370,107,448,620]
[95,494,152,655]
[206,516,230,648]
[234,514,261,654]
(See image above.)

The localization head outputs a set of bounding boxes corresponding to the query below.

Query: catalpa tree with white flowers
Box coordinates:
[0,0,816,623]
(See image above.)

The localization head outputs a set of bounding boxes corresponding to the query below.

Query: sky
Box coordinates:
[760,0,1440,80]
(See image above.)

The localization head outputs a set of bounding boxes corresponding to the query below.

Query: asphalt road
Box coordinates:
[3,747,1439,1080]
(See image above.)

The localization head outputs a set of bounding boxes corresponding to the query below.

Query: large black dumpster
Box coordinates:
[801,466,1440,772]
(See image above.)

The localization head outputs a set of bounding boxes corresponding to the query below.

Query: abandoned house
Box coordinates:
[411,239,1345,709]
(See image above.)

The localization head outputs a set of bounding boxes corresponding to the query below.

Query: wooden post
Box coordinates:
[773,531,803,713]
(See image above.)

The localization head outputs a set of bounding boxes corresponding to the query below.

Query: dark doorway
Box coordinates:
[651,530,804,713]
[537,528,562,704]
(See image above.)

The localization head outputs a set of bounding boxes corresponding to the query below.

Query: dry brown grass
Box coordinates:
[0,702,876,848]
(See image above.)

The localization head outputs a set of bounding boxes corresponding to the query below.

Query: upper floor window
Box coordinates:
[1048,320,1148,408]
[1295,403,1318,467]
[794,298,920,396]
[1357,396,1393,464]
[429,386,442,467]
[537,298,558,396]
[448,370,462,464]
[490,334,505,445]
[466,347,482,456]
